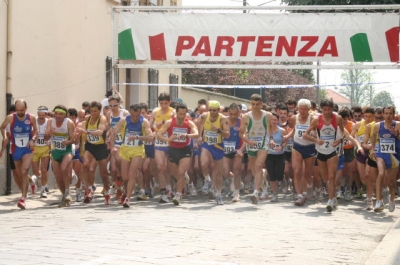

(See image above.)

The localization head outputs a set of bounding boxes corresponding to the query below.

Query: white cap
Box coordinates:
[241,104,247,112]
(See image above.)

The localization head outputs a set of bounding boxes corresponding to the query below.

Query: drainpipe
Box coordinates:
[5,0,12,195]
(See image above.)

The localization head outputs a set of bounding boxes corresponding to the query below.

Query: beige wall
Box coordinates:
[0,1,7,193]
[180,87,250,110]
[9,0,117,112]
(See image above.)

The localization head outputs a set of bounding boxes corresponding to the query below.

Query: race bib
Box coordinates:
[285,144,293,152]
[155,133,168,147]
[358,135,364,143]
[172,127,187,143]
[124,131,141,147]
[15,133,29,148]
[247,136,264,152]
[86,130,100,144]
[36,133,47,146]
[223,141,236,154]
[52,136,66,150]
[380,138,396,154]
[115,133,123,144]
[205,131,218,145]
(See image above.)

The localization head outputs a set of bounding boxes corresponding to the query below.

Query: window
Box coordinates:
[169,74,178,101]
[105,56,112,94]
[148,69,159,109]
[170,0,177,6]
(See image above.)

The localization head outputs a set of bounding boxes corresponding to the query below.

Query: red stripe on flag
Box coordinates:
[149,33,167,60]
[385,27,400,63]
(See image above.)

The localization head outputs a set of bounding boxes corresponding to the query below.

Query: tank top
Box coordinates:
[154,107,174,147]
[247,110,267,152]
[86,115,105,145]
[377,121,397,154]
[294,114,314,146]
[51,118,72,151]
[316,115,338,155]
[203,113,223,145]
[36,118,48,146]
[121,115,144,147]
[10,113,32,150]
[343,120,354,149]
[167,117,191,148]
[268,127,285,155]
[356,120,366,143]
[110,110,125,146]
[223,118,242,154]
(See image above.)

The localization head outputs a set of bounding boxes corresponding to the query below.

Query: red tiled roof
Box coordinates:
[325,89,351,104]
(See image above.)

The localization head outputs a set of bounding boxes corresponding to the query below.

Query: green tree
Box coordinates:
[339,64,374,106]
[373,91,395,107]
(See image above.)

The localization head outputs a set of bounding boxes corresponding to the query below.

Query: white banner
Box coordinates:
[118,12,399,63]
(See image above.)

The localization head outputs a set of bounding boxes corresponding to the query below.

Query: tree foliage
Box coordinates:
[373,91,395,107]
[339,64,374,106]
[182,62,316,106]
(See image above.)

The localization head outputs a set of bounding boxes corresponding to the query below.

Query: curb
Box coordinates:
[366,217,400,265]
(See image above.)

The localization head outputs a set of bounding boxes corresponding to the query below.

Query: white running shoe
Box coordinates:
[374,200,384,212]
[383,188,390,205]
[389,201,395,212]
[232,191,240,202]
[260,190,269,200]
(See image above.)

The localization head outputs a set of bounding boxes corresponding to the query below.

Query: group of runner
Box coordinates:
[2,91,400,213]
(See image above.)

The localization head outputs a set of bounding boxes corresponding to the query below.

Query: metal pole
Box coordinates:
[243,0,247,13]
[111,8,115,87]
[316,61,320,105]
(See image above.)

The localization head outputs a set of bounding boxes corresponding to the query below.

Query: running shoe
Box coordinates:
[306,187,313,200]
[294,196,305,206]
[123,197,130,208]
[250,193,259,205]
[366,199,373,211]
[136,190,148,201]
[389,201,395,212]
[17,198,26,209]
[119,194,127,205]
[104,193,111,205]
[30,175,37,194]
[315,188,324,201]
[166,189,175,198]
[344,190,352,201]
[260,190,269,200]
[270,194,278,203]
[336,190,344,200]
[40,188,47,198]
[83,189,93,203]
[71,171,78,186]
[115,189,122,200]
[202,180,211,194]
[159,194,169,203]
[281,179,288,194]
[383,188,390,205]
[232,191,240,202]
[374,200,384,212]
[208,188,216,199]
[172,194,182,205]
[326,199,334,213]
[76,192,83,203]
[65,193,72,206]
[215,195,224,205]
[333,198,338,208]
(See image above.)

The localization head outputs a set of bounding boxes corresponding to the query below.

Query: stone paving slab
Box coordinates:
[0,189,399,265]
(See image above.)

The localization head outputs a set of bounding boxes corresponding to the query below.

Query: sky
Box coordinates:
[181,0,400,107]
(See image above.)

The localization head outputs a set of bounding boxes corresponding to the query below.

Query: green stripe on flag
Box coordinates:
[350,33,373,62]
[118,29,136,60]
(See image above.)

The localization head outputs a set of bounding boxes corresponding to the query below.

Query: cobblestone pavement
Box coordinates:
[0,188,399,265]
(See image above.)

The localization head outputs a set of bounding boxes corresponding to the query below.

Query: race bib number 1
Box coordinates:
[15,133,29,148]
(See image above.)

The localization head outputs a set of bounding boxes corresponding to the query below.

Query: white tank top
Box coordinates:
[316,119,338,155]
[294,114,314,146]
[247,110,267,152]
[51,118,70,150]
[36,118,48,146]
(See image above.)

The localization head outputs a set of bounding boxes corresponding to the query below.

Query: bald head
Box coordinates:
[14,99,27,118]
[78,109,86,122]
[199,104,207,114]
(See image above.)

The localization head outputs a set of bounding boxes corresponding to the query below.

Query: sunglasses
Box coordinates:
[110,104,119,107]
[209,109,219,112]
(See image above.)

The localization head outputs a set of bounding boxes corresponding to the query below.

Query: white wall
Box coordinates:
[9,0,117,112]
[0,0,8,194]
